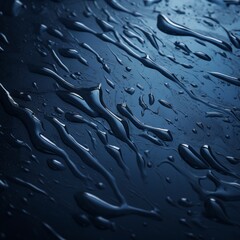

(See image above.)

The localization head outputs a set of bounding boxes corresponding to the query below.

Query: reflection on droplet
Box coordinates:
[47,159,66,171]
[157,13,232,51]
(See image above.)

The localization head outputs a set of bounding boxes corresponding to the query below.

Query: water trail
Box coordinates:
[40,24,66,42]
[87,130,97,149]
[102,9,118,24]
[143,0,162,6]
[75,192,162,220]
[108,48,123,65]
[47,117,126,204]
[223,28,240,48]
[29,66,75,90]
[75,84,146,178]
[159,161,240,202]
[178,143,240,178]
[205,111,223,118]
[81,42,111,73]
[104,0,142,17]
[120,34,146,54]
[114,23,231,115]
[95,17,114,32]
[90,216,116,231]
[193,51,211,61]
[139,132,164,146]
[0,32,9,44]
[209,72,240,86]
[225,156,240,165]
[50,49,70,73]
[3,133,32,151]
[139,94,148,115]
[127,22,159,50]
[123,29,145,44]
[6,176,49,197]
[105,77,115,89]
[157,13,232,51]
[49,19,239,119]
[224,0,240,6]
[138,94,159,115]
[174,41,191,54]
[178,144,209,169]
[0,83,86,181]
[43,222,66,240]
[157,163,240,225]
[117,103,172,141]
[96,129,130,178]
[58,48,88,66]
[200,145,240,178]
[96,130,108,145]
[158,99,177,114]
[59,18,178,82]
[205,171,240,201]
[204,198,240,226]
[203,16,240,48]
[0,179,8,191]
[65,112,98,130]
[105,145,130,179]
[57,91,98,117]
[174,42,210,62]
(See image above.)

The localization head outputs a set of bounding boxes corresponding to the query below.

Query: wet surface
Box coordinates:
[0,0,240,239]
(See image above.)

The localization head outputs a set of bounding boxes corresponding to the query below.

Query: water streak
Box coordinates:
[157,13,232,51]
[0,83,86,180]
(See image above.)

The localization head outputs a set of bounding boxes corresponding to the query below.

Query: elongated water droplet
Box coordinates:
[178,144,209,169]
[47,159,65,171]
[157,13,232,51]
[194,51,211,61]
[209,72,240,86]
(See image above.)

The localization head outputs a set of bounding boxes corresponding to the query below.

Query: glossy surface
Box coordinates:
[0,0,240,239]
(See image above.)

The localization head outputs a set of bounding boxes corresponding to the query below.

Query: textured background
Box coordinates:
[0,0,240,239]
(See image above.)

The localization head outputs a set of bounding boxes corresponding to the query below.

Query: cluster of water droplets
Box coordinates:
[0,0,240,239]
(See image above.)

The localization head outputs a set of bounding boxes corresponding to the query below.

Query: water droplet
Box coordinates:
[178,198,193,207]
[193,51,211,61]
[47,117,126,203]
[75,192,161,220]
[124,87,135,95]
[148,93,155,105]
[157,13,232,51]
[105,0,142,17]
[47,159,65,171]
[105,78,115,89]
[209,72,240,86]
[178,144,209,169]
[58,48,88,66]
[117,103,172,141]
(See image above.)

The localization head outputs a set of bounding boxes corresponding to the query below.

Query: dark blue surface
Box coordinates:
[0,0,240,239]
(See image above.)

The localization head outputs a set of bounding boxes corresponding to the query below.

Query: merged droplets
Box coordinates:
[75,192,161,220]
[58,48,88,66]
[178,143,240,178]
[178,144,209,169]
[105,0,142,17]
[117,102,173,142]
[0,83,86,181]
[157,13,232,51]
[1,0,240,238]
